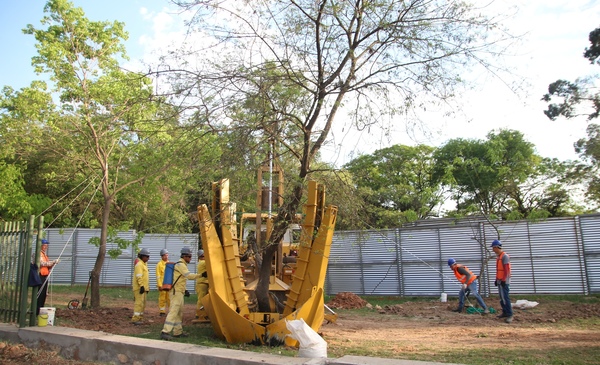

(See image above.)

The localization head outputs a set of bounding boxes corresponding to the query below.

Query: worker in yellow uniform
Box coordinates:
[195,249,208,320]
[132,248,150,325]
[160,246,201,340]
[156,248,170,316]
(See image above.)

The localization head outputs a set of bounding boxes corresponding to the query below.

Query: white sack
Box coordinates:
[513,299,539,309]
[286,319,327,358]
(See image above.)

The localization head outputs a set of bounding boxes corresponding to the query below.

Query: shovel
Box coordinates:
[81,271,92,309]
[67,272,92,309]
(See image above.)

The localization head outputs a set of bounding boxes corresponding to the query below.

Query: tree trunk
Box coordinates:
[90,193,111,308]
[255,244,279,312]
[255,182,304,312]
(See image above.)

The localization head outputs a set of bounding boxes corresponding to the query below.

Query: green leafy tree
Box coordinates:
[0,82,55,220]
[434,130,536,216]
[572,124,600,207]
[542,26,600,209]
[2,0,207,308]
[169,0,516,311]
[504,158,581,220]
[542,26,600,121]
[344,144,442,228]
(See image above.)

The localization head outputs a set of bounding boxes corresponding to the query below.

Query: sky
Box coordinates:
[1,0,599,166]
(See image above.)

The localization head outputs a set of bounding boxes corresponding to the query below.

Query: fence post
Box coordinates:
[28,216,44,325]
[17,216,35,327]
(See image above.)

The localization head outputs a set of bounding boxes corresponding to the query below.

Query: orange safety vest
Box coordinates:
[452,264,476,285]
[40,251,50,276]
[496,251,511,280]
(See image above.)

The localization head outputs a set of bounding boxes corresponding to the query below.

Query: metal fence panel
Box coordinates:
[328,231,362,294]
[326,265,360,295]
[528,219,586,294]
[580,214,600,294]
[400,228,441,296]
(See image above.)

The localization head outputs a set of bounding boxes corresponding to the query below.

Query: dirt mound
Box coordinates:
[326,292,368,309]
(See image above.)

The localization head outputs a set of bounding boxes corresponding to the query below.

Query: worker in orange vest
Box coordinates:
[38,239,58,314]
[491,239,513,323]
[447,258,489,314]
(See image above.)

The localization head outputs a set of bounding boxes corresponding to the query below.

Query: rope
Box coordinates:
[37,176,103,303]
[36,176,92,220]
[365,230,463,294]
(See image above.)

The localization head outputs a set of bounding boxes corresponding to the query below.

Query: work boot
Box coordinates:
[159,312,166,317]
[453,307,463,313]
[160,332,173,341]
[483,308,490,314]
[173,332,189,338]
[132,321,143,326]
[497,313,509,318]
[505,316,513,324]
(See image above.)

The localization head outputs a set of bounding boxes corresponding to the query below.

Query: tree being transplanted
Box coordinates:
[168,0,518,311]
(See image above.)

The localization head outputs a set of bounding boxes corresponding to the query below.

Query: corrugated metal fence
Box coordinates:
[325,214,600,297]
[44,229,199,293]
[42,214,600,296]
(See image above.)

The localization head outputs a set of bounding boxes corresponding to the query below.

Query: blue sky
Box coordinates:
[0,0,167,89]
[1,0,599,165]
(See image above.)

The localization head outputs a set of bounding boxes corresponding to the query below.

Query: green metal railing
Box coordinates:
[0,215,44,327]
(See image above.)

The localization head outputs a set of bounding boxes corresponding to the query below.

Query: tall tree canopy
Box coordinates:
[542,26,600,121]
[433,130,537,216]
[167,0,516,311]
[344,144,442,227]
[0,0,220,307]
[542,25,600,209]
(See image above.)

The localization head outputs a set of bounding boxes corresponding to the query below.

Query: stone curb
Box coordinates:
[0,323,460,365]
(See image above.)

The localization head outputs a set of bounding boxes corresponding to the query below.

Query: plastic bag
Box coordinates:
[286,319,327,358]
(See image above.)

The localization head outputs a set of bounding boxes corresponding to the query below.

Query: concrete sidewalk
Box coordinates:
[0,323,461,365]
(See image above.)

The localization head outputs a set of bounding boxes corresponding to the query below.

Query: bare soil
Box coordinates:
[2,291,599,364]
[322,292,600,359]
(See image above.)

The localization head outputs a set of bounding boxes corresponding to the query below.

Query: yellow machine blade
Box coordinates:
[198,179,338,345]
[265,287,325,347]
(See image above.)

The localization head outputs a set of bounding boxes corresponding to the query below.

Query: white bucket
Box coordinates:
[440,293,447,302]
[40,307,56,326]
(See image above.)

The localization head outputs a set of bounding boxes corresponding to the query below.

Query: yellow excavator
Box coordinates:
[197,173,338,346]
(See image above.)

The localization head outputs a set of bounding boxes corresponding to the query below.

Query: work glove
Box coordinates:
[201,272,207,278]
[184,290,190,297]
[53,259,60,265]
[461,284,467,290]
[494,279,499,286]
[139,286,145,294]
[500,281,506,287]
